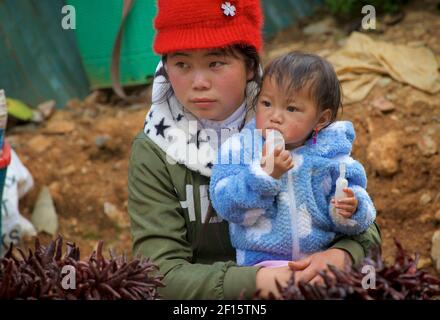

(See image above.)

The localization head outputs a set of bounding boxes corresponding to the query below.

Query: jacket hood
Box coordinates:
[298,121,355,158]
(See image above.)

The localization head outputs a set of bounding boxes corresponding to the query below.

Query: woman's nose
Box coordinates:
[192,71,211,90]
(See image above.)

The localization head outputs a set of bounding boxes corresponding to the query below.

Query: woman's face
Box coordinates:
[165,49,254,121]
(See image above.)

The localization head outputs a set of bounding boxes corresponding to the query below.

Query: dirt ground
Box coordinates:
[5,1,440,274]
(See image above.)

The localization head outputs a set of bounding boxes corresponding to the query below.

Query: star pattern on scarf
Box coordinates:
[155,118,170,138]
[188,130,201,148]
[176,113,183,122]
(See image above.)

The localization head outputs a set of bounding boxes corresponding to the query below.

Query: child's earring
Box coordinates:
[312,128,319,145]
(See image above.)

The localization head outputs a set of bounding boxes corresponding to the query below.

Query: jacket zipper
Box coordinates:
[287,168,300,260]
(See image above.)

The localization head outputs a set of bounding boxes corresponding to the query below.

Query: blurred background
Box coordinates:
[0,0,439,276]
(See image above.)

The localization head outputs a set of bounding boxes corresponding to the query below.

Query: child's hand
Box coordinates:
[331,188,358,218]
[261,144,294,179]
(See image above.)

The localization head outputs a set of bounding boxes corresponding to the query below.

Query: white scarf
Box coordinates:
[143,61,257,177]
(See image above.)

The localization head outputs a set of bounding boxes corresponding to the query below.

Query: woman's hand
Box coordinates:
[288,248,352,285]
[255,266,293,299]
[255,249,352,298]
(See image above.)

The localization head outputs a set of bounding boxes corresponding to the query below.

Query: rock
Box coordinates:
[337,37,347,47]
[425,125,438,136]
[413,25,425,38]
[45,120,75,134]
[84,108,99,119]
[303,18,335,36]
[31,110,44,123]
[383,11,404,26]
[417,135,437,157]
[31,186,58,236]
[377,77,392,88]
[95,135,112,148]
[365,117,376,135]
[48,181,62,202]
[84,91,106,106]
[103,202,130,229]
[60,164,76,176]
[404,126,420,133]
[407,40,426,48]
[420,193,432,206]
[435,209,440,223]
[418,213,432,224]
[409,99,431,116]
[27,135,52,153]
[385,93,397,101]
[371,96,395,113]
[431,230,440,273]
[367,131,400,176]
[37,100,56,119]
[66,98,82,109]
[417,257,432,269]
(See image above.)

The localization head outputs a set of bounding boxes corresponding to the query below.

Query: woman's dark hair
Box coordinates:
[259,51,342,123]
[153,44,262,108]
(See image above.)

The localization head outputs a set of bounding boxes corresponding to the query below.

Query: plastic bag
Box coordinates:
[1,148,36,255]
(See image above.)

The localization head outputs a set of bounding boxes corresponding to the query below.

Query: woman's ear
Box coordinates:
[246,68,255,81]
[316,109,332,131]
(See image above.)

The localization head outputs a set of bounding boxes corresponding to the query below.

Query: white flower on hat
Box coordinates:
[221,2,236,17]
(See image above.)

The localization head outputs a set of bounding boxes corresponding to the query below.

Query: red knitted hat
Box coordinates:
[153,0,263,54]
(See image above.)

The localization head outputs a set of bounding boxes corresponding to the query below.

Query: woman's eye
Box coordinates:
[210,61,225,68]
[175,62,189,69]
[262,100,271,107]
[287,106,298,112]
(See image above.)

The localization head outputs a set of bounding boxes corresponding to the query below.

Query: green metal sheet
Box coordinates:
[262,0,324,38]
[67,0,160,89]
[0,0,90,108]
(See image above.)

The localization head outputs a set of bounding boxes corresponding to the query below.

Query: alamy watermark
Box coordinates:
[59,263,376,291]
[361,264,376,289]
[61,265,76,290]
[361,5,376,30]
[61,5,76,30]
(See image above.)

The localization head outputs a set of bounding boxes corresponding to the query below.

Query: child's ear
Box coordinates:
[316,109,332,131]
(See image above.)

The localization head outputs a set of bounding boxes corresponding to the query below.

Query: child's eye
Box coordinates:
[287,106,298,112]
[209,61,225,68]
[261,100,271,107]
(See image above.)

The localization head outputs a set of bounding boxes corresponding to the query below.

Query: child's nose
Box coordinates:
[192,71,211,90]
[270,109,283,124]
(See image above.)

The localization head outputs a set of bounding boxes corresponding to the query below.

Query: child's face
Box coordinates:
[256,76,328,149]
[166,49,253,121]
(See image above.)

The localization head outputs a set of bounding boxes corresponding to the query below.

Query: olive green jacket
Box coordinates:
[128,132,381,300]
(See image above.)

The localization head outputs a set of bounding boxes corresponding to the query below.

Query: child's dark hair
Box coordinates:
[154,44,262,107]
[261,51,342,123]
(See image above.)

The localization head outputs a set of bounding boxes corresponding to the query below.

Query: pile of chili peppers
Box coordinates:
[257,240,440,300]
[0,235,164,299]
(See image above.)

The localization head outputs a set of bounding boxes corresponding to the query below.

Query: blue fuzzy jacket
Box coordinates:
[210,119,376,266]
